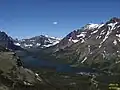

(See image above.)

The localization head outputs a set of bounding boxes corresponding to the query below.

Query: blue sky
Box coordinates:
[0,0,120,39]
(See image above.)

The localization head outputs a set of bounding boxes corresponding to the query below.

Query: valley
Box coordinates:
[0,17,120,90]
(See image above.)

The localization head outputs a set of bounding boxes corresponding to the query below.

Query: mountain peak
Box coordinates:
[110,17,120,22]
[50,17,120,73]
[106,17,120,24]
[84,23,100,30]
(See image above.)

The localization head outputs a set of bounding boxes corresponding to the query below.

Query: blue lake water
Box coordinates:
[21,56,96,73]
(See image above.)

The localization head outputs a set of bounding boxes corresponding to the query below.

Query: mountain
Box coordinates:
[42,23,104,53]
[0,46,43,90]
[14,35,61,49]
[0,18,120,90]
[39,17,120,73]
[0,31,23,50]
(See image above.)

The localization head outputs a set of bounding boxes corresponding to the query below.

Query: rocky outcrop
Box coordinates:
[0,46,43,90]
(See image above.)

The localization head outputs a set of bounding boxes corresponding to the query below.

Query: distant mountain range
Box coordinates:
[14,35,61,49]
[1,17,120,90]
[0,17,120,73]
[0,31,61,50]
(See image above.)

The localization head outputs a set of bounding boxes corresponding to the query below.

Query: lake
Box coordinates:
[20,56,96,73]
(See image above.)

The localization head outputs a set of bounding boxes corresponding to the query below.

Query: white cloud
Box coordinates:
[53,21,58,25]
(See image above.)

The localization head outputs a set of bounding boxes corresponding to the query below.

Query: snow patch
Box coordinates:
[23,81,32,86]
[43,41,59,47]
[72,39,79,43]
[99,25,116,48]
[35,73,42,81]
[116,34,120,38]
[52,41,60,45]
[99,45,102,48]
[91,30,98,34]
[35,73,39,76]
[90,52,93,54]
[88,45,90,52]
[96,36,99,39]
[108,22,118,30]
[98,24,104,29]
[36,43,41,46]
[96,35,102,39]
[77,32,86,38]
[24,44,33,47]
[68,37,72,42]
[102,53,105,58]
[100,30,106,35]
[85,23,100,30]
[81,57,87,63]
[80,38,85,43]
[117,25,120,28]
[116,61,120,64]
[118,38,120,42]
[113,40,117,45]
[45,35,62,40]
[14,43,21,46]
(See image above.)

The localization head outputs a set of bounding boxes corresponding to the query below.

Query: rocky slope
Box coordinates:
[40,17,120,73]
[0,31,23,50]
[14,35,61,49]
[0,46,56,90]
[0,46,99,90]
